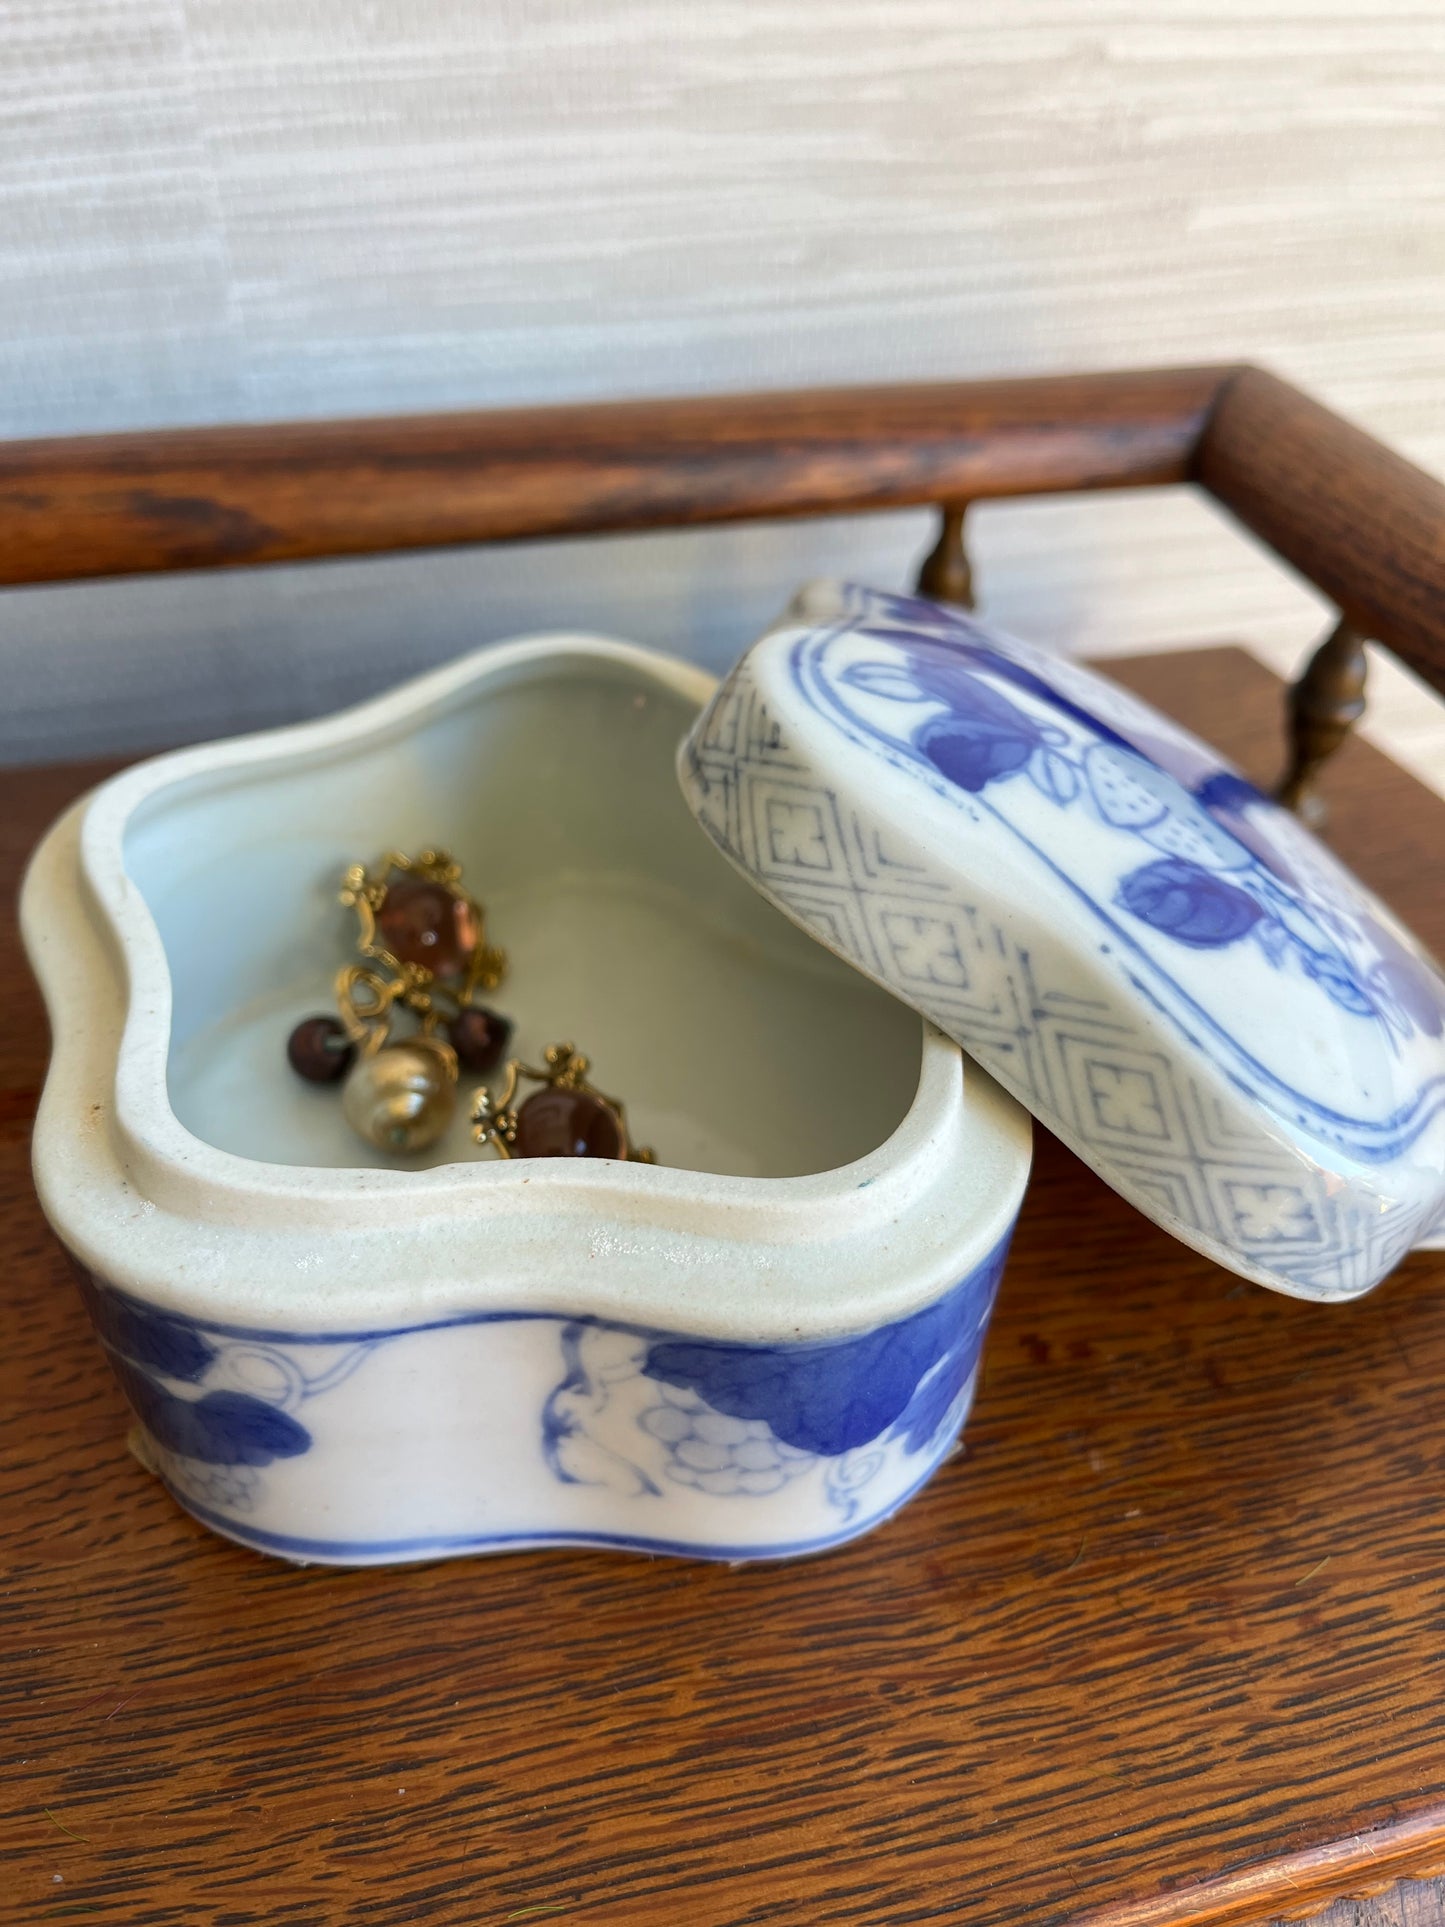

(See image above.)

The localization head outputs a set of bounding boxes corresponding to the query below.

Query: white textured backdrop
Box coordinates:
[2,0,1444,765]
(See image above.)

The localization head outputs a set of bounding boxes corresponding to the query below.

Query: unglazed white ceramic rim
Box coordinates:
[22,634,1032,1341]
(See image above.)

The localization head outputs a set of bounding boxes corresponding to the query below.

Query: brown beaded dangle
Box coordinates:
[471,1044,655,1164]
[285,850,514,1153]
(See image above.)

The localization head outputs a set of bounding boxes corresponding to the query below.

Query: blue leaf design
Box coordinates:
[890,1347,974,1453]
[913,675,1043,795]
[839,661,929,702]
[1030,747,1081,806]
[111,1355,311,1467]
[894,629,1148,760]
[1117,858,1264,948]
[83,1286,217,1383]
[642,1238,1007,1458]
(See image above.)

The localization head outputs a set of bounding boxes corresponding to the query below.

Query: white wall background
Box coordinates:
[2,0,1444,766]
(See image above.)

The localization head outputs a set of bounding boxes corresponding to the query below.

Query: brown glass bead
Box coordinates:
[287,1015,355,1084]
[448,1006,513,1074]
[513,1086,624,1159]
[376,878,478,977]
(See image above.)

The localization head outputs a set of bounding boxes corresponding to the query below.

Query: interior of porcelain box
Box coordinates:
[120,648,922,1178]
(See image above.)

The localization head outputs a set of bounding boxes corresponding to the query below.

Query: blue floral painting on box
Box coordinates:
[74,1226,1010,1558]
[542,1231,1008,1524]
[828,592,1443,1045]
[84,1283,314,1467]
[78,1271,371,1515]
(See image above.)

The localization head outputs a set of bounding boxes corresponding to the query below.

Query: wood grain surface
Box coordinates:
[4,648,1445,1927]
[0,368,1225,586]
[3,365,1442,738]
[1198,368,1445,698]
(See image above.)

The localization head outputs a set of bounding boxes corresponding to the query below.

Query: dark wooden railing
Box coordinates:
[2,364,1442,818]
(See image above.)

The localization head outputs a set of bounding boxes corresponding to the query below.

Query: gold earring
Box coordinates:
[471,1044,655,1164]
[286,850,513,1152]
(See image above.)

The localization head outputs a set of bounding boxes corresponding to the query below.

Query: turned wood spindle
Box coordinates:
[915,503,975,608]
[1277,616,1369,827]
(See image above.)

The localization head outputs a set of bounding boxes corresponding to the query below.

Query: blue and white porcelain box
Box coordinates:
[20,628,1030,1565]
[22,585,1445,1566]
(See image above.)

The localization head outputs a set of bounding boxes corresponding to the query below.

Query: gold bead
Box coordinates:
[341,1043,455,1153]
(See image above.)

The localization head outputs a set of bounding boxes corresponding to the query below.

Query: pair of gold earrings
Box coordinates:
[284,850,653,1164]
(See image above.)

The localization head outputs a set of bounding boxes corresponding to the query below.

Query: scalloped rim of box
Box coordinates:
[21,633,1032,1340]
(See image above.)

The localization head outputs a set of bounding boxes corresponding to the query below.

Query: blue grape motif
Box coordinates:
[640,1384,816,1497]
[161,1460,261,1513]
[544,1247,1004,1509]
[641,1235,1004,1460]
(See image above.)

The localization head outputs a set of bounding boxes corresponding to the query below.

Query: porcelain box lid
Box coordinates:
[678,581,1445,1301]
